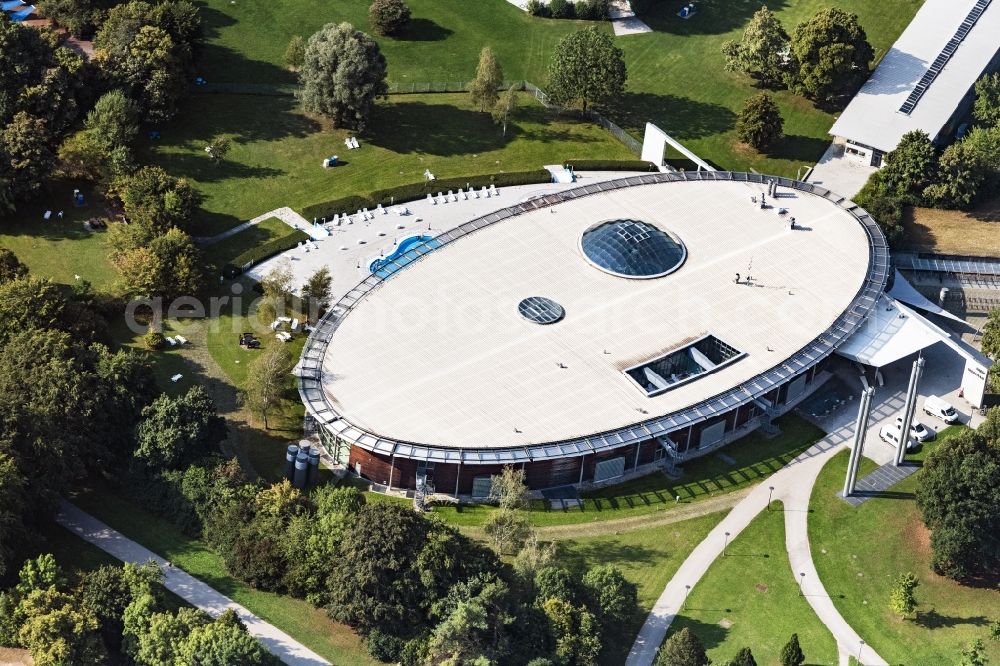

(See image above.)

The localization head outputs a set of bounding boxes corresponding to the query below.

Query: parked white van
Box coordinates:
[879,424,918,451]
[922,396,959,424]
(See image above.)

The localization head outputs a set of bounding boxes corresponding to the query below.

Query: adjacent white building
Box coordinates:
[829,0,1000,167]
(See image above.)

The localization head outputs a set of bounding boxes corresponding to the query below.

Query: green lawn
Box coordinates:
[187,0,920,185]
[0,179,116,289]
[667,502,838,666]
[140,92,634,235]
[372,414,824,528]
[70,483,379,666]
[809,433,1000,666]
[555,512,726,665]
[202,216,296,265]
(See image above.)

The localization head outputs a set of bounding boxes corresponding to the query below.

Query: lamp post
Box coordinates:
[683,584,691,610]
[767,485,775,510]
[858,640,865,662]
[723,531,731,556]
[798,572,806,596]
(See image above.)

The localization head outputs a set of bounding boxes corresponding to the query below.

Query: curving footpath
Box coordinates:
[625,420,888,666]
[56,501,330,666]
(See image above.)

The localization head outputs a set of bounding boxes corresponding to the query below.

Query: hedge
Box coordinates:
[223,228,311,277]
[561,159,658,172]
[300,169,553,221]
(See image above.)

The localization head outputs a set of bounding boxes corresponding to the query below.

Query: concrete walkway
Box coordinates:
[198,206,310,247]
[625,403,891,666]
[55,501,330,666]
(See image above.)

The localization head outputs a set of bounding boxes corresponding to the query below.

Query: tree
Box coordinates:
[284,35,305,71]
[206,136,231,163]
[535,566,580,604]
[923,140,988,209]
[80,562,161,653]
[17,587,108,666]
[98,24,190,122]
[111,227,204,299]
[470,46,503,112]
[915,415,1000,580]
[241,342,293,429]
[0,248,28,285]
[780,633,805,666]
[727,647,758,666]
[542,597,601,666]
[484,465,531,554]
[85,90,139,153]
[655,627,709,666]
[785,8,873,104]
[0,452,26,577]
[888,571,918,618]
[368,0,410,36]
[176,616,280,665]
[722,6,789,87]
[960,639,989,666]
[37,0,97,36]
[134,386,227,471]
[0,112,55,201]
[492,83,519,136]
[298,22,388,130]
[117,165,199,232]
[974,72,1000,127]
[736,92,783,151]
[301,266,333,317]
[582,564,638,628]
[880,130,938,201]
[547,26,627,111]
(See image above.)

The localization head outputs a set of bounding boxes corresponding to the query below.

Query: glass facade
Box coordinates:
[580,219,685,279]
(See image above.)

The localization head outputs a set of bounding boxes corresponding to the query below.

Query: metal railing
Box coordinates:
[298,171,891,465]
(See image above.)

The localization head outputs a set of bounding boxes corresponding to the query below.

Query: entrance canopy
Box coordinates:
[888,270,965,324]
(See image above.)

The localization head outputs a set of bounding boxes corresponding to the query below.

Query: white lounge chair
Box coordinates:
[291,318,299,331]
[362,208,370,219]
[170,373,183,382]
[490,184,498,196]
[473,188,480,199]
[437,193,446,204]
[459,188,467,200]
[165,336,177,346]
[270,321,280,330]
[377,204,386,215]
[175,335,188,345]
[482,186,489,198]
[428,193,435,205]
[351,137,360,149]
[447,190,455,202]
[344,137,352,147]
[279,316,292,323]
[43,210,52,220]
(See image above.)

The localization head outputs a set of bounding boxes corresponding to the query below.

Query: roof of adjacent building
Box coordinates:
[315,178,874,451]
[829,0,1000,153]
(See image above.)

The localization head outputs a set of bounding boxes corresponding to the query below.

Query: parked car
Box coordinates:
[879,424,919,452]
[923,396,959,424]
[895,415,934,442]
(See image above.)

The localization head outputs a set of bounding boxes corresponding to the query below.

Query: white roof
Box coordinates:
[321,180,872,450]
[829,0,1000,153]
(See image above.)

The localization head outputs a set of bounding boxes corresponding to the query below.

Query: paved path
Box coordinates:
[842,460,920,507]
[198,206,309,247]
[55,501,330,666]
[625,421,889,666]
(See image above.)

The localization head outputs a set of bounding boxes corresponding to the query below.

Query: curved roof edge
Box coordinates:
[298,171,891,463]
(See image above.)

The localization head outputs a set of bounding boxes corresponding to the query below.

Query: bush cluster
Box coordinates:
[527,0,609,20]
[300,169,553,221]
[222,229,312,277]
[561,159,658,171]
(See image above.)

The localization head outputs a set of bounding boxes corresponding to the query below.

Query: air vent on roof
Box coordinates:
[899,0,991,115]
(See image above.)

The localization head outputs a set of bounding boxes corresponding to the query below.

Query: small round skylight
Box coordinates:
[518,296,565,325]
[580,219,686,279]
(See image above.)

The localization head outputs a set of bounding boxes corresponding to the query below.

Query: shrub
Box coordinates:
[222,229,312,277]
[368,0,411,36]
[549,0,575,19]
[736,93,784,151]
[854,170,906,247]
[367,630,405,662]
[527,0,551,17]
[143,330,166,350]
[576,0,610,20]
[562,159,657,171]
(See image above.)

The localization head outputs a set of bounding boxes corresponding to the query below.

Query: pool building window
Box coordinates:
[624,334,744,396]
